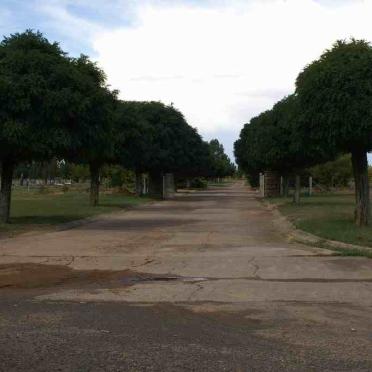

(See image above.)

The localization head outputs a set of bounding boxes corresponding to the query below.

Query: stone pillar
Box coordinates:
[263,171,280,197]
[259,173,265,197]
[163,173,175,199]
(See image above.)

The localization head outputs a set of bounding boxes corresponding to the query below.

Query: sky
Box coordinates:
[1,0,372,161]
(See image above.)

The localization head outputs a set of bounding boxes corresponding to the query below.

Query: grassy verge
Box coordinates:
[0,188,152,238]
[331,247,372,258]
[269,192,372,249]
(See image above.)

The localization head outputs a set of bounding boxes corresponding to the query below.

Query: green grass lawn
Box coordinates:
[0,188,152,237]
[269,192,372,248]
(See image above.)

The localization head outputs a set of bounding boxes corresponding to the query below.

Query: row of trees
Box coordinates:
[235,39,372,226]
[0,30,235,223]
[12,137,236,189]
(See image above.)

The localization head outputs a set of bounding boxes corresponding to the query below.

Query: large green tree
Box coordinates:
[234,95,333,197]
[0,30,74,222]
[65,55,117,206]
[207,139,236,180]
[114,101,211,196]
[296,39,372,226]
[234,111,274,178]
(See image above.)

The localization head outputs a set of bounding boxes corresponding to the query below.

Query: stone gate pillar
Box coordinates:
[163,173,175,199]
[263,171,280,197]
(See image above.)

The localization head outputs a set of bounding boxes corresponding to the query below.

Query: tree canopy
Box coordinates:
[0,30,72,163]
[207,139,236,179]
[114,101,220,179]
[234,95,330,183]
[296,39,372,154]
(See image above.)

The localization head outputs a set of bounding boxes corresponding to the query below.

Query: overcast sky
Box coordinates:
[2,0,372,160]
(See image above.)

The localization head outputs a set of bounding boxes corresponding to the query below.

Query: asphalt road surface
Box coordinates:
[1,181,372,371]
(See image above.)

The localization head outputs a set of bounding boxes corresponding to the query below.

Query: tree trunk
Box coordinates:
[293,175,300,204]
[283,175,289,198]
[0,160,15,223]
[280,176,284,196]
[142,175,148,195]
[135,171,142,196]
[89,163,100,207]
[42,161,48,185]
[351,150,369,226]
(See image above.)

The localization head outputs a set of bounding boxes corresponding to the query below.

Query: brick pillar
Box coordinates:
[264,171,280,197]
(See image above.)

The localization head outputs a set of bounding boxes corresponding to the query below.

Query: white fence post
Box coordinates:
[259,173,265,197]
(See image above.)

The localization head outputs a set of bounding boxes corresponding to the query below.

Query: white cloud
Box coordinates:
[92,0,372,137]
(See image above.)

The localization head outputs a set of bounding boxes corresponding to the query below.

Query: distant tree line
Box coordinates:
[235,39,372,226]
[0,30,235,223]
[308,155,353,190]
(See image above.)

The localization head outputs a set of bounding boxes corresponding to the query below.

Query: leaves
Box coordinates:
[296,39,372,152]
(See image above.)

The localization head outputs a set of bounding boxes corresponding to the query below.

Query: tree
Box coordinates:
[296,39,372,225]
[114,101,211,196]
[0,30,75,222]
[234,99,297,188]
[69,163,90,183]
[207,139,235,180]
[113,101,155,195]
[234,112,272,186]
[234,95,333,200]
[309,155,353,189]
[64,55,117,206]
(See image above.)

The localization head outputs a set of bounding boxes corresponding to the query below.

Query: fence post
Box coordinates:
[309,176,313,196]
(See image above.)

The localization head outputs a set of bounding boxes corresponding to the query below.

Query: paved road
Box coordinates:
[1,181,372,371]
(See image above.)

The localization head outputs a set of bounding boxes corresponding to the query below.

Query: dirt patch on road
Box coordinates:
[0,264,211,290]
[0,263,147,289]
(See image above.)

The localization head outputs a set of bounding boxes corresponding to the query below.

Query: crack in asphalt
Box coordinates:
[132,258,156,268]
[187,283,204,301]
[66,256,75,266]
[248,256,260,278]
